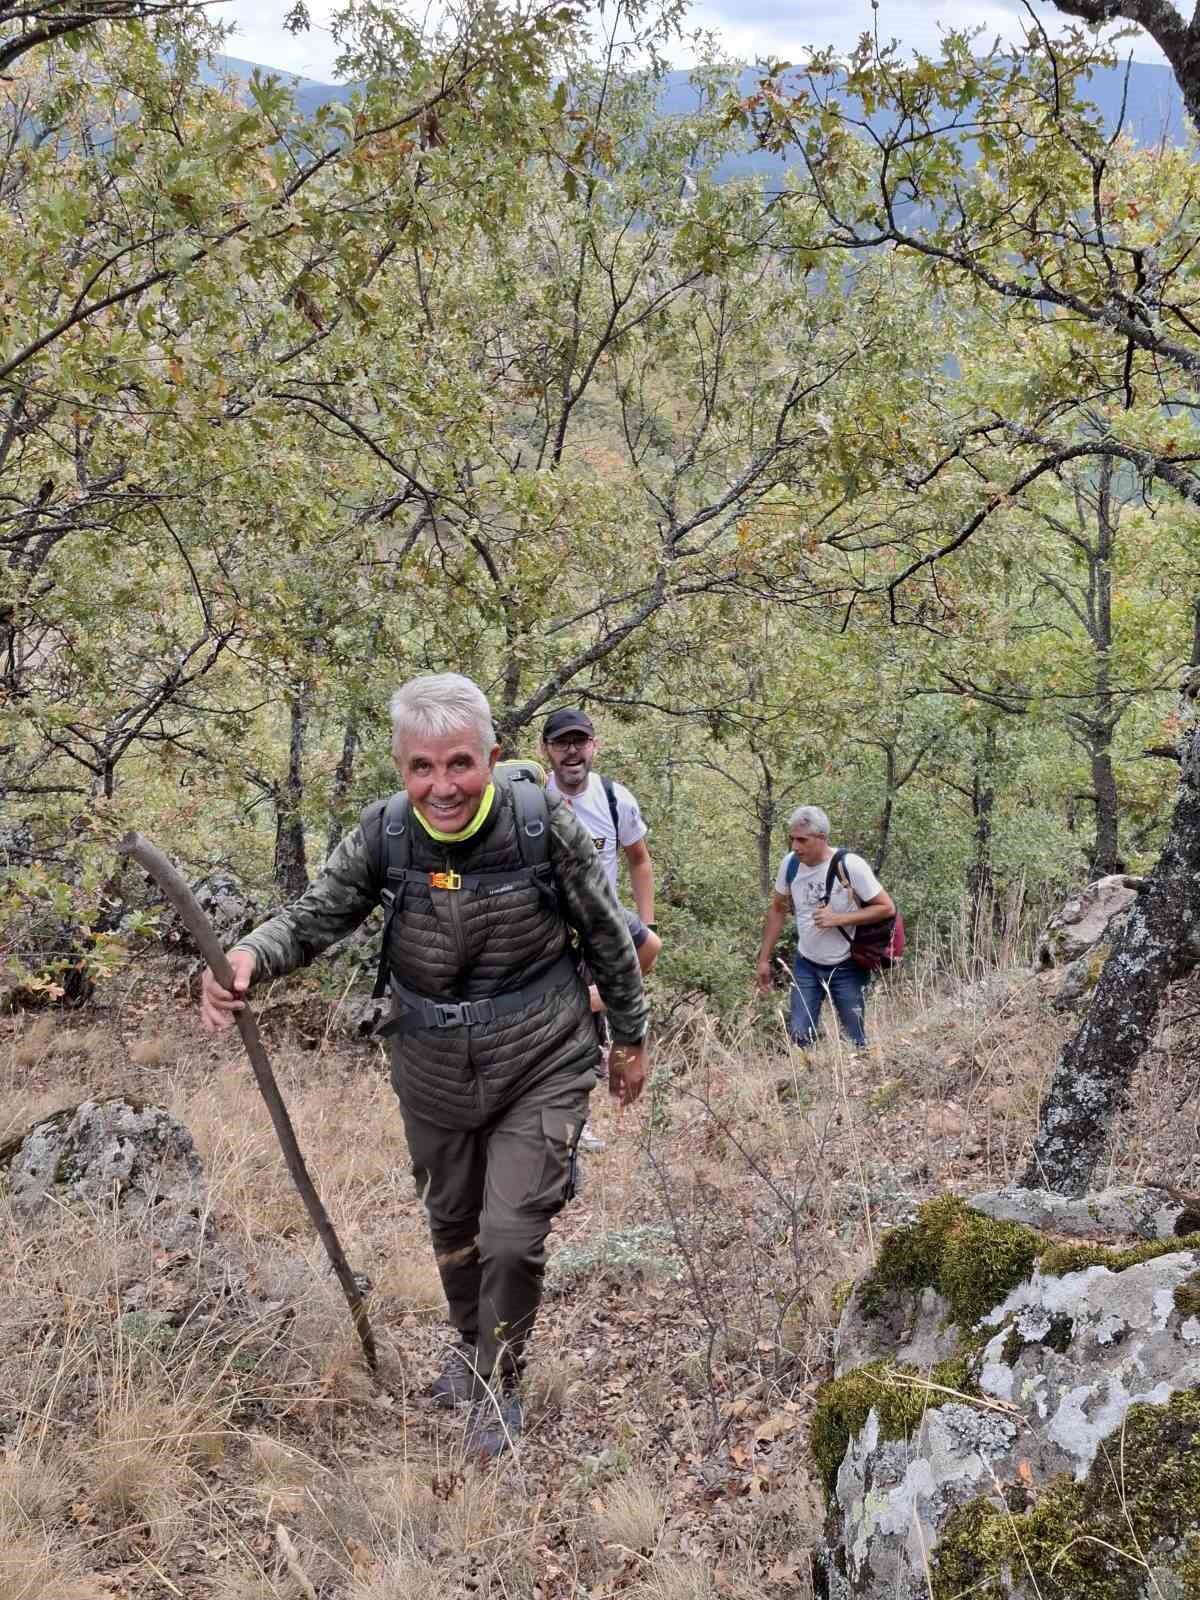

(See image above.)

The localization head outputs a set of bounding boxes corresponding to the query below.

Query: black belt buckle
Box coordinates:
[432,1001,469,1028]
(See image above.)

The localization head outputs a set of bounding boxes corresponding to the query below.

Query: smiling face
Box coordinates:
[542,729,598,796]
[395,728,498,834]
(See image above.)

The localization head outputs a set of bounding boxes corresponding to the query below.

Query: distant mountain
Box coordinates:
[210,53,1188,183]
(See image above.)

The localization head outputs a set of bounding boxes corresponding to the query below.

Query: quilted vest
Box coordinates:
[361,785,597,1129]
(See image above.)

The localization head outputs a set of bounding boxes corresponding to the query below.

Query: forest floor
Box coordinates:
[2,945,1200,1600]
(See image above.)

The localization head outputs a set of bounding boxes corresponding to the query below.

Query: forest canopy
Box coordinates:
[2,0,1196,1010]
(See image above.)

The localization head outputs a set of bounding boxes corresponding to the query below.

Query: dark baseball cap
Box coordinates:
[542,707,595,741]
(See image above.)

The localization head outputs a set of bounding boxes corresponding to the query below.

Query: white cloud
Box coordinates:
[209,0,1168,82]
[211,1,343,80]
[679,0,1167,67]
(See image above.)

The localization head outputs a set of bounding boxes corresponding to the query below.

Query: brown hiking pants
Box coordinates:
[396,1068,594,1384]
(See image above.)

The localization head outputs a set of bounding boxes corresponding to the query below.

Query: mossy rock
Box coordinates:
[932,1388,1200,1600]
[1040,1232,1200,1278]
[810,1356,973,1498]
[856,1195,1042,1330]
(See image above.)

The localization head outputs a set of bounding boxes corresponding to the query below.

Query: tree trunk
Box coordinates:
[757,755,776,898]
[325,715,358,859]
[1089,734,1121,876]
[874,745,896,873]
[273,694,310,901]
[1022,672,1200,1195]
[1086,461,1120,876]
[966,728,995,917]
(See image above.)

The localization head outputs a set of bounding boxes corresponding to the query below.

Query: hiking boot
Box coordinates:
[464,1389,523,1460]
[430,1339,479,1409]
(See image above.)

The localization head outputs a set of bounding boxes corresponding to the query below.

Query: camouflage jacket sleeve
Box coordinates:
[547,793,648,1046]
[231,803,384,981]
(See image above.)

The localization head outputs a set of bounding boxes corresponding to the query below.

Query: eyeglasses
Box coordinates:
[547,733,594,752]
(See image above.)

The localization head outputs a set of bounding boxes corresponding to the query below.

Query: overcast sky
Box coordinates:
[211,0,1167,83]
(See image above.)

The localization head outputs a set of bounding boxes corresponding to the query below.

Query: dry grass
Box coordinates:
[595,1469,668,1554]
[0,919,1180,1598]
[128,1033,171,1066]
[0,1450,70,1535]
[375,1246,444,1317]
[12,1014,55,1068]
[0,1537,88,1600]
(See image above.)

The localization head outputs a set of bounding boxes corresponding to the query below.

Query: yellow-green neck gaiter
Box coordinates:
[413,782,496,844]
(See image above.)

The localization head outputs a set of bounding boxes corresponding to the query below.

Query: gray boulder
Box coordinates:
[1037,874,1143,970]
[161,872,260,952]
[0,1099,210,1246]
[816,1190,1200,1599]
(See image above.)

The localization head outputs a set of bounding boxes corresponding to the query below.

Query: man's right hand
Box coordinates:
[609,1040,648,1106]
[755,956,773,997]
[200,948,256,1034]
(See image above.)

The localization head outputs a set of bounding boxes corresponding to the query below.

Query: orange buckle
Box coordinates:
[429,870,462,891]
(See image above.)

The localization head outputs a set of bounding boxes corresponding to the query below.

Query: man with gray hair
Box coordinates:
[755,805,895,1049]
[200,673,648,1459]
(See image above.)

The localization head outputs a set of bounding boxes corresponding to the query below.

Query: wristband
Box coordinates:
[646,921,658,931]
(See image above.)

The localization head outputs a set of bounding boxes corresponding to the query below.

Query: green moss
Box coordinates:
[1039,1232,1200,1279]
[931,1388,1200,1600]
[810,1356,974,1500]
[1043,1314,1074,1353]
[1174,1272,1200,1320]
[1000,1321,1023,1366]
[857,1196,1042,1330]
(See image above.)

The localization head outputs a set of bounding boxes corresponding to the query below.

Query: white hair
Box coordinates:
[390,673,496,756]
[788,805,830,837]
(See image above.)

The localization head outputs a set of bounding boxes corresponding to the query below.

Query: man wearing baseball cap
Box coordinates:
[541,710,659,1154]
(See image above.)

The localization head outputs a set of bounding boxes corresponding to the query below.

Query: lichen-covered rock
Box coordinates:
[970,1183,1200,1242]
[0,1099,210,1246]
[816,1192,1200,1598]
[1036,875,1142,972]
[1052,940,1112,1011]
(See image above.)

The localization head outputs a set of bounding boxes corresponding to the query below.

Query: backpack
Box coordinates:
[370,769,559,1000]
[785,847,905,972]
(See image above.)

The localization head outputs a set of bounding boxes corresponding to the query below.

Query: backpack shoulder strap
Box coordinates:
[785,852,800,888]
[601,775,620,841]
[504,771,551,872]
[372,791,412,999]
[824,848,853,902]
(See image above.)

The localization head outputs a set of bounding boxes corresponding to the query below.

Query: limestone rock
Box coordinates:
[1036,874,1142,971]
[816,1191,1200,1599]
[0,1098,210,1247]
[970,1183,1200,1242]
[161,872,260,953]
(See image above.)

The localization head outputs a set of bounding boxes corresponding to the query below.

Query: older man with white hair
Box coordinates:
[755,804,895,1050]
[200,673,648,1458]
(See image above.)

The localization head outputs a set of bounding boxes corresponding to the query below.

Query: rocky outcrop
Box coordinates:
[1036,875,1145,1010]
[816,1191,1200,1599]
[160,872,260,953]
[0,1098,210,1247]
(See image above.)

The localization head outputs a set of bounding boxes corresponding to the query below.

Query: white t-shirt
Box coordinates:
[775,849,883,965]
[547,772,647,893]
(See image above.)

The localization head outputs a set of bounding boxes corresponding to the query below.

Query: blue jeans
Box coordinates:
[789,954,870,1048]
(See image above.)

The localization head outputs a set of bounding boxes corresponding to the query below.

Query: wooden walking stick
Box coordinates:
[120,831,378,1374]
